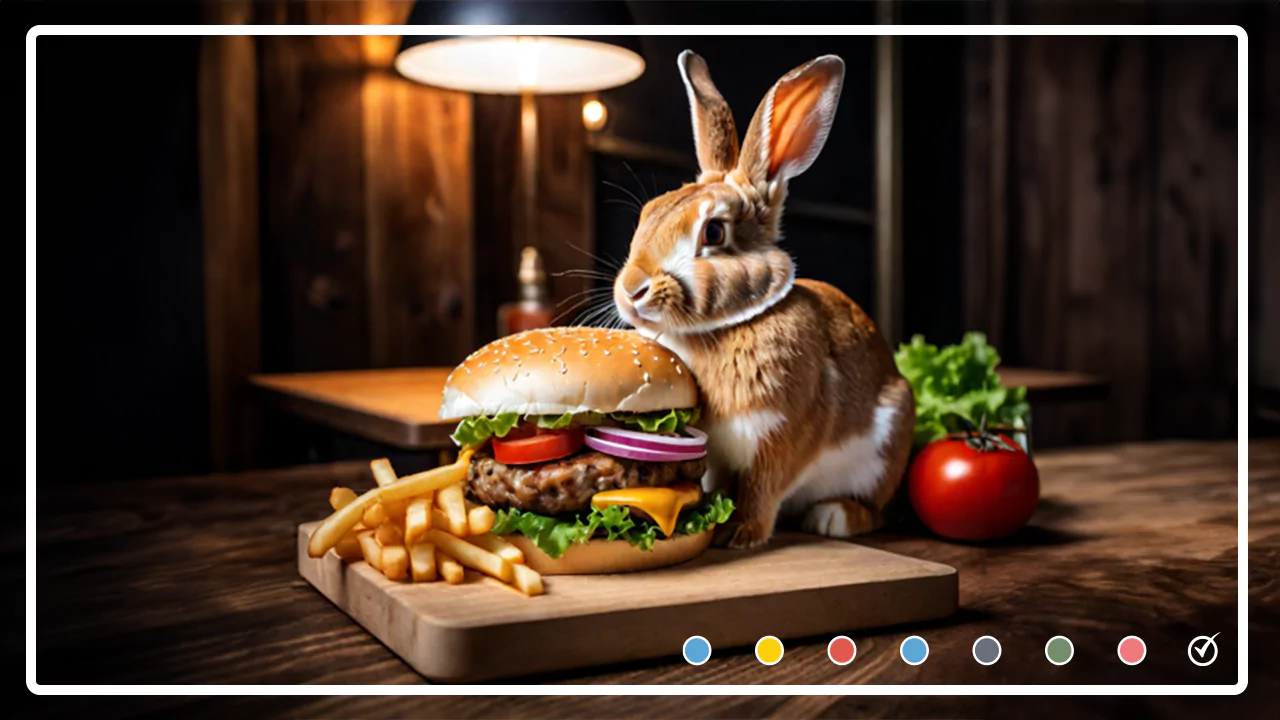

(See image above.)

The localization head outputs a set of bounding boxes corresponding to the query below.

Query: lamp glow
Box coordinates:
[582,99,607,131]
[395,36,643,95]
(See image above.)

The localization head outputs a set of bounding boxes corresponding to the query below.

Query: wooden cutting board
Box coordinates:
[297,522,957,682]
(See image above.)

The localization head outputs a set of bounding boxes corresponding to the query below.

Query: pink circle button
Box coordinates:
[1118,636,1146,665]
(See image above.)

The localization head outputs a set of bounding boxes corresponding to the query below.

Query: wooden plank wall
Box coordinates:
[1258,3,1280,425]
[255,0,474,375]
[963,6,1250,446]
[473,94,595,345]
[200,1,475,468]
[199,1,260,471]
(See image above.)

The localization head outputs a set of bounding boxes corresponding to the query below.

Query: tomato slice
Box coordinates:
[492,427,584,465]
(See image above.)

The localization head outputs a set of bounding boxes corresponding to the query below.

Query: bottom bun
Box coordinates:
[506,529,715,575]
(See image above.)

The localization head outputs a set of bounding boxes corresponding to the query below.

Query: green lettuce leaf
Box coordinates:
[609,407,700,434]
[451,409,696,448]
[450,412,520,447]
[893,332,1031,449]
[491,493,735,559]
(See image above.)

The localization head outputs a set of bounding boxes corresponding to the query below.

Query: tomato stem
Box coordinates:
[960,412,1019,453]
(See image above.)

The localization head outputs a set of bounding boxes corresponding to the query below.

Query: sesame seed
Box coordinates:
[631,350,639,355]
[478,362,485,368]
[580,350,588,356]
[643,372,651,383]
[464,367,471,374]
[633,358,642,367]
[603,350,611,355]
[676,366,683,375]
[560,367,568,374]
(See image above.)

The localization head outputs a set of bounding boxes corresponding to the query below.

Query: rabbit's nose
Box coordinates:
[629,280,651,302]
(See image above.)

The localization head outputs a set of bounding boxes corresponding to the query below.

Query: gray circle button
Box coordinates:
[973,635,1002,666]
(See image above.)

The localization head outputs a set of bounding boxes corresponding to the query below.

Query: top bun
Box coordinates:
[439,327,698,420]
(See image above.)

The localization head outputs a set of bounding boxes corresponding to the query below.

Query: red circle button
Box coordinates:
[828,636,857,665]
[1118,636,1146,665]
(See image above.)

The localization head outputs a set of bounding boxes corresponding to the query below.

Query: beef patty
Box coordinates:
[466,449,707,515]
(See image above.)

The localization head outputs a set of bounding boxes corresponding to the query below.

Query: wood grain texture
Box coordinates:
[964,31,1239,447]
[473,94,595,344]
[259,8,371,372]
[198,3,261,471]
[533,94,596,325]
[250,368,456,450]
[472,94,522,344]
[1010,36,1153,448]
[297,525,956,682]
[362,75,474,367]
[35,440,1270,711]
[1151,35,1239,438]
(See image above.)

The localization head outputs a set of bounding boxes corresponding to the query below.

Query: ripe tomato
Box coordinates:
[908,434,1040,541]
[492,426,584,465]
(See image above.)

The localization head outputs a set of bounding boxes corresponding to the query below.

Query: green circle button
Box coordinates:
[1045,636,1075,665]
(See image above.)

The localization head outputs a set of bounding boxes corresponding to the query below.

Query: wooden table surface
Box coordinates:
[30,439,1273,718]
[249,366,1109,451]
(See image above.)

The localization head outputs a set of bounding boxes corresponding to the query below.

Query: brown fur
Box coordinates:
[614,53,916,548]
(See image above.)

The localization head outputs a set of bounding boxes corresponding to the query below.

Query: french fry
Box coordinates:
[437,550,465,585]
[468,505,496,535]
[405,496,433,546]
[329,486,358,511]
[307,450,473,559]
[357,530,382,571]
[382,498,409,526]
[370,458,398,487]
[376,522,404,547]
[308,486,382,557]
[409,542,437,582]
[362,501,388,528]
[333,530,363,561]
[467,533,525,565]
[425,529,514,583]
[431,507,451,532]
[438,483,470,536]
[511,564,545,597]
[381,544,409,581]
[379,449,474,502]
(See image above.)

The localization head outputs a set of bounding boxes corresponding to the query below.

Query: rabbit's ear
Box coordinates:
[739,55,844,187]
[678,50,739,174]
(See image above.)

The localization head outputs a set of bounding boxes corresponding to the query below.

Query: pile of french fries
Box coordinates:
[307,450,544,597]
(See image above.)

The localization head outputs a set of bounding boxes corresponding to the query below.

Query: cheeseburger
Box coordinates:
[439,327,733,574]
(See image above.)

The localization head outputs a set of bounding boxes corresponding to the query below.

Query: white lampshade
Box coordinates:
[396,35,644,95]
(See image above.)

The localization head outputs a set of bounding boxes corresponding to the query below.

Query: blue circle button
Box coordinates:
[683,635,712,665]
[900,635,930,666]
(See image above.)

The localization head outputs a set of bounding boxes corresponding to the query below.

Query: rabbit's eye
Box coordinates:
[702,220,728,248]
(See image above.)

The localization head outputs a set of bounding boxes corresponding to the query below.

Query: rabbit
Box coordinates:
[612,50,916,549]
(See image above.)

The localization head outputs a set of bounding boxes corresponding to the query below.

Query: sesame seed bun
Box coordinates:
[438,327,698,420]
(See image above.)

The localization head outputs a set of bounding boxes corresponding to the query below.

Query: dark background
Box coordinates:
[22,0,1272,482]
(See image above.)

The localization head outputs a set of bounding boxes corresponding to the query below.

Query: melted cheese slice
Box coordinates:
[591,484,702,538]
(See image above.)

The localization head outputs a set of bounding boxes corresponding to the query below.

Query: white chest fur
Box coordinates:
[779,404,898,516]
[703,410,787,475]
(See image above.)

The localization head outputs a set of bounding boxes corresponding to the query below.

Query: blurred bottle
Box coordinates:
[497,246,555,336]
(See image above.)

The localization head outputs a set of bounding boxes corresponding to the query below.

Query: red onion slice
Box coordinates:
[583,432,707,463]
[588,425,708,453]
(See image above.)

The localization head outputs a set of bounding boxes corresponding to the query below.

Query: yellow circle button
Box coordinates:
[755,635,785,665]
